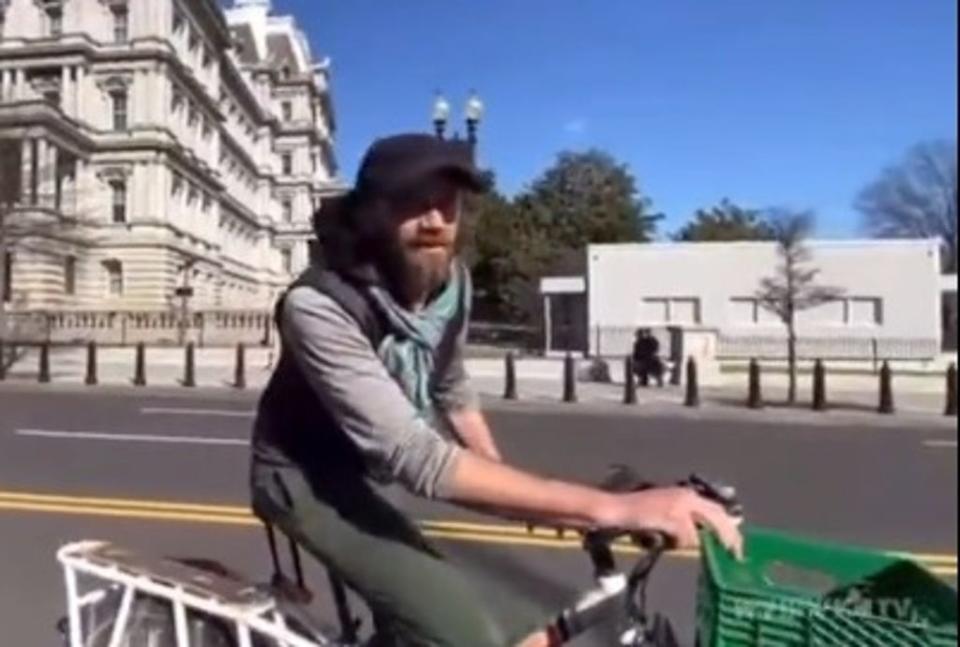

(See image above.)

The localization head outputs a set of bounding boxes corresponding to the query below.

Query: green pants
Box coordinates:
[250,459,547,647]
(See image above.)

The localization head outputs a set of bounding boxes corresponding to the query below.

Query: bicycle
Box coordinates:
[55,467,739,647]
[56,467,957,646]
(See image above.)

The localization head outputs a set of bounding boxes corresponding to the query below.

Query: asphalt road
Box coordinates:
[0,385,956,646]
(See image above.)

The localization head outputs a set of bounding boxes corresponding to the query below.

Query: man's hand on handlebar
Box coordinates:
[598,486,744,560]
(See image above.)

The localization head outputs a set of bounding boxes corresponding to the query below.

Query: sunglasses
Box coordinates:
[388,182,463,221]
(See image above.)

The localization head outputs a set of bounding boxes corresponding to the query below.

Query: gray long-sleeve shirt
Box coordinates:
[273,285,478,499]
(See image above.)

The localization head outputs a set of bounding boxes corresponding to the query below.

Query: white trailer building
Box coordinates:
[541,239,955,366]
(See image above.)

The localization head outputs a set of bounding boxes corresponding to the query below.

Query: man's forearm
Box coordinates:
[444,451,616,529]
[448,408,501,461]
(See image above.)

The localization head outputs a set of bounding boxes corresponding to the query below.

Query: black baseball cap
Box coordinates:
[353,133,488,200]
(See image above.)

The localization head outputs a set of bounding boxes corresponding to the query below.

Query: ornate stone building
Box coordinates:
[0,0,342,312]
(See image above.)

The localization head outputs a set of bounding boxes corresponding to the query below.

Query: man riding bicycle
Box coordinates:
[249,133,743,647]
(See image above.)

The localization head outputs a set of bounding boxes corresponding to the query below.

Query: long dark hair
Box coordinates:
[312,192,396,278]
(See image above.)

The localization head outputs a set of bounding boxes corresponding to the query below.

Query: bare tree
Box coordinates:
[756,211,844,404]
[857,140,958,272]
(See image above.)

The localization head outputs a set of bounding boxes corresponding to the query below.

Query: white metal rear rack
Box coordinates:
[57,540,331,647]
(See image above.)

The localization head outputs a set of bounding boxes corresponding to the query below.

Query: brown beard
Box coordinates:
[380,239,454,308]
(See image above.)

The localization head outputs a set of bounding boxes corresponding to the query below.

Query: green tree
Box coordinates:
[518,150,660,250]
[674,199,775,242]
[756,210,844,404]
[460,182,519,319]
[465,150,661,326]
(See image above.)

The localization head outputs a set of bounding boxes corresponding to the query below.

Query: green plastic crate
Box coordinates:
[696,527,957,647]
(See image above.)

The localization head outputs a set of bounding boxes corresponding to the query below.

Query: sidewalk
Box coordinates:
[2,346,955,425]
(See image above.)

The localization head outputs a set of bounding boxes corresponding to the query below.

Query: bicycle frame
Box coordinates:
[57,540,335,647]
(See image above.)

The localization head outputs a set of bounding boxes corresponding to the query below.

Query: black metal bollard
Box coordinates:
[0,338,6,381]
[38,342,51,383]
[562,353,577,403]
[234,343,247,390]
[747,358,763,409]
[624,356,637,405]
[878,361,895,415]
[133,342,147,387]
[812,359,827,412]
[946,363,958,417]
[503,352,517,400]
[183,342,196,388]
[684,357,700,408]
[85,341,98,386]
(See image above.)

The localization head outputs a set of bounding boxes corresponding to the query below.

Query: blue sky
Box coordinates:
[275,0,957,239]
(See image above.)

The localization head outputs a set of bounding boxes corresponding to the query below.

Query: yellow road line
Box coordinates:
[0,501,257,526]
[0,490,250,516]
[0,491,954,572]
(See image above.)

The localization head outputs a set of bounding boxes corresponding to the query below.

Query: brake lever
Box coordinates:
[679,473,745,520]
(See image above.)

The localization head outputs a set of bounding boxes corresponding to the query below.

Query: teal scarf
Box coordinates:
[366,263,470,423]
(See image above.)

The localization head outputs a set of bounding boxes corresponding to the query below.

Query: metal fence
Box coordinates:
[467,321,542,351]
[590,325,941,362]
[1,310,274,347]
[716,335,940,361]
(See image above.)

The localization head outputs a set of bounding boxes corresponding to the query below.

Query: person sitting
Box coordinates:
[632,328,665,388]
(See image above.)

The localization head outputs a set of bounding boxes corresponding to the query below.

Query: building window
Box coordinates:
[112,5,129,43]
[0,8,6,39]
[111,90,128,130]
[282,198,293,223]
[280,248,292,273]
[47,6,63,37]
[797,299,846,326]
[730,297,782,325]
[110,180,127,223]
[281,153,292,175]
[281,101,292,121]
[640,297,701,325]
[102,260,123,296]
[730,298,760,325]
[2,252,11,303]
[64,255,76,295]
[44,90,61,106]
[848,298,883,326]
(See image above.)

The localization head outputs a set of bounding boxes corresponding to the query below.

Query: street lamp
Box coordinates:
[431,91,484,145]
[465,90,484,146]
[432,93,451,139]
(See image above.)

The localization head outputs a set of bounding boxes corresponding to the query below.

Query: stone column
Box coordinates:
[0,69,8,102]
[62,154,77,217]
[35,139,52,208]
[50,144,61,211]
[21,138,35,206]
[61,66,72,116]
[74,66,85,123]
[12,68,23,100]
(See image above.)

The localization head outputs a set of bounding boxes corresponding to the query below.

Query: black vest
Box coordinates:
[251,266,386,478]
